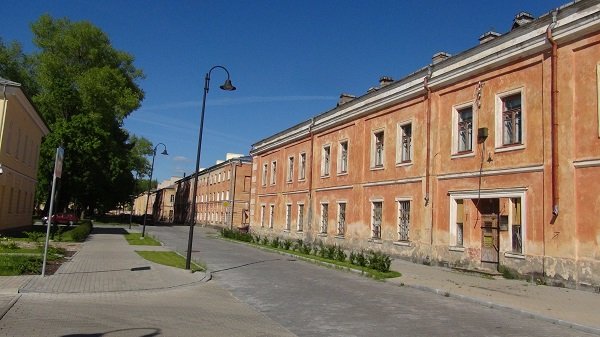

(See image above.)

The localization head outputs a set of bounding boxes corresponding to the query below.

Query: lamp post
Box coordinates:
[186,66,236,270]
[142,142,168,238]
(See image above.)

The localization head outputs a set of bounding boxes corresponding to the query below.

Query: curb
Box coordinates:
[400,283,600,336]
[0,294,21,321]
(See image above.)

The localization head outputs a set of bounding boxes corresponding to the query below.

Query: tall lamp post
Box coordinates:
[186,66,236,270]
[142,142,168,238]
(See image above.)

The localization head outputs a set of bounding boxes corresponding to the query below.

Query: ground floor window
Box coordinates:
[455,199,464,247]
[511,198,522,254]
[397,200,410,242]
[320,203,329,234]
[285,204,292,230]
[297,204,304,231]
[337,202,346,236]
[269,205,274,228]
[372,201,382,239]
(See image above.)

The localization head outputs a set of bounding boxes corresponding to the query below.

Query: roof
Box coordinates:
[0,77,22,87]
[175,155,252,184]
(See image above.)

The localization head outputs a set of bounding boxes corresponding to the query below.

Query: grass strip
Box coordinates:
[135,251,203,272]
[124,233,161,246]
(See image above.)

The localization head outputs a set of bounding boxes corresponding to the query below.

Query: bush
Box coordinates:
[366,250,392,272]
[334,245,347,262]
[350,250,367,267]
[271,237,280,248]
[24,231,44,243]
[282,239,292,250]
[221,228,252,242]
[63,220,93,242]
[300,242,312,255]
[324,244,336,260]
[261,236,270,246]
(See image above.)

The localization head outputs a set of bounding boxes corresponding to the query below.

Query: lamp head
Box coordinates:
[220,79,236,91]
[161,149,168,156]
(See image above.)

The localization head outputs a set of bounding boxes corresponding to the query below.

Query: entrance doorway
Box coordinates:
[476,198,500,271]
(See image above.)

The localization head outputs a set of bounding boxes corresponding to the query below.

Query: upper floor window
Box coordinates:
[321,145,331,177]
[299,153,306,180]
[262,163,268,186]
[397,123,412,163]
[502,94,522,146]
[372,130,384,168]
[457,106,473,152]
[270,161,277,185]
[338,141,348,174]
[287,156,294,182]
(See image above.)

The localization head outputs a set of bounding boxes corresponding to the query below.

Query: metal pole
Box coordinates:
[142,150,156,238]
[41,173,58,277]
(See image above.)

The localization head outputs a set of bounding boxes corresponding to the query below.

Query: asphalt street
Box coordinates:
[147,225,595,337]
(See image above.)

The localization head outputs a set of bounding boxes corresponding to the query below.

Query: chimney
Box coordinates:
[337,93,356,106]
[379,76,394,87]
[512,12,534,30]
[479,31,501,44]
[432,52,451,64]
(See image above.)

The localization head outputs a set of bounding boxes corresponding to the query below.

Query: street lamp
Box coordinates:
[186,66,236,270]
[142,142,168,238]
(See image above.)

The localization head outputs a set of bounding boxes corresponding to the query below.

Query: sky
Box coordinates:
[3,0,567,183]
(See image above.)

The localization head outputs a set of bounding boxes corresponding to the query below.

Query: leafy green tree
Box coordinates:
[31,15,146,215]
[0,38,38,95]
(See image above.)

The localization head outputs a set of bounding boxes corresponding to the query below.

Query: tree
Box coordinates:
[31,15,146,215]
[0,38,38,95]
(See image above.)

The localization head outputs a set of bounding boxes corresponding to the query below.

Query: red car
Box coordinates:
[42,213,79,225]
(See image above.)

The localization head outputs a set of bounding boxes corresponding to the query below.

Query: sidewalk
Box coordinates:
[386,258,600,334]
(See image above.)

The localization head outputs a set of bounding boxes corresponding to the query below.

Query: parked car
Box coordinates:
[42,213,79,225]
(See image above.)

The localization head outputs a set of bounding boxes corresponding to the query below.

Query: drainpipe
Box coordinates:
[546,10,559,217]
[229,159,240,230]
[0,84,7,155]
[307,118,315,231]
[424,66,433,206]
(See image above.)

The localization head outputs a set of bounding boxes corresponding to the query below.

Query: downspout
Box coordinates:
[547,10,559,217]
[0,84,7,155]
[424,66,433,206]
[307,118,315,231]
[229,160,239,230]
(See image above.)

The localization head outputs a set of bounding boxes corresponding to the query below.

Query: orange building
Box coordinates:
[174,154,252,229]
[249,1,600,290]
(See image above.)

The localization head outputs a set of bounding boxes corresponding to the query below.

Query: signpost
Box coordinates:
[42,147,64,277]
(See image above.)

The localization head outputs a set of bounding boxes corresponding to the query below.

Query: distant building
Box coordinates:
[249,1,600,290]
[174,155,252,229]
[0,77,49,231]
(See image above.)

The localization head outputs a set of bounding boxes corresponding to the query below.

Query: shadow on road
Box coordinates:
[211,258,282,274]
[91,227,129,235]
[62,327,161,337]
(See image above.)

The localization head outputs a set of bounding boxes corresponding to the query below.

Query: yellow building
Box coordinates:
[0,77,50,231]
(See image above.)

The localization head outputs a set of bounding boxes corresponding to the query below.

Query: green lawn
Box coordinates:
[0,246,66,276]
[135,251,203,272]
[124,233,161,246]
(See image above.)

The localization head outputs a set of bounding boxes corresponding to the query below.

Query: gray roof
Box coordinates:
[0,77,22,87]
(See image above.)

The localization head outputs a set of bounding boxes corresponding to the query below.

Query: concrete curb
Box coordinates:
[0,294,20,321]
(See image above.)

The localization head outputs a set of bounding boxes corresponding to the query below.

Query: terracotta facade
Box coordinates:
[249,1,600,290]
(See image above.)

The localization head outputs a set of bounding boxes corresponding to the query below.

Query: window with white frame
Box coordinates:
[321,145,331,177]
[397,200,410,242]
[337,202,346,236]
[297,203,304,231]
[270,161,277,185]
[372,130,384,168]
[299,153,306,180]
[285,204,292,230]
[511,198,522,254]
[320,203,329,234]
[287,156,294,182]
[338,141,348,174]
[260,205,265,227]
[457,106,473,152]
[269,204,274,228]
[397,122,412,163]
[372,201,382,239]
[495,89,524,150]
[262,163,268,186]
[455,199,464,247]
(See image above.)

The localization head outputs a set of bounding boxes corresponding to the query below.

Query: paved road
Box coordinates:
[148,225,595,337]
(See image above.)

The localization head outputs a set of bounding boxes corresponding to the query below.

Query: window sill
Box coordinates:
[393,241,410,247]
[296,229,303,233]
[495,144,525,153]
[368,238,383,244]
[334,235,345,239]
[451,152,474,159]
[320,175,330,179]
[337,172,348,177]
[504,252,525,259]
[370,166,384,171]
[286,180,293,184]
[298,178,306,182]
[283,229,290,233]
[395,161,412,168]
[317,233,328,237]
[449,246,465,252]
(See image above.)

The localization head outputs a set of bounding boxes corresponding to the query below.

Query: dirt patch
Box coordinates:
[44,250,77,275]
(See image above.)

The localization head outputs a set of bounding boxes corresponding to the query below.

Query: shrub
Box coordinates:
[366,250,392,272]
[351,250,367,267]
[24,231,44,243]
[261,236,270,246]
[271,237,280,248]
[292,239,303,251]
[324,244,336,260]
[253,235,261,244]
[282,239,292,250]
[300,243,312,255]
[221,228,252,242]
[63,220,93,242]
[334,245,347,262]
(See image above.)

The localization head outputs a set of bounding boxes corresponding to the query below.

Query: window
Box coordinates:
[260,205,265,227]
[372,130,384,168]
[262,163,268,186]
[218,173,221,182]
[297,204,304,231]
[170,195,175,203]
[398,123,412,163]
[338,141,348,174]
[502,94,522,145]
[287,156,294,182]
[320,203,329,234]
[299,153,306,180]
[457,106,473,152]
[321,145,331,177]
[285,204,292,230]
[511,198,522,254]
[455,199,464,247]
[397,200,410,241]
[227,170,231,180]
[372,201,382,239]
[270,161,277,185]
[225,191,229,200]
[337,202,346,236]
[269,205,274,228]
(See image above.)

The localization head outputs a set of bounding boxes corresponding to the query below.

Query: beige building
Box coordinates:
[174,154,252,229]
[250,1,600,290]
[132,176,180,223]
[0,77,49,231]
